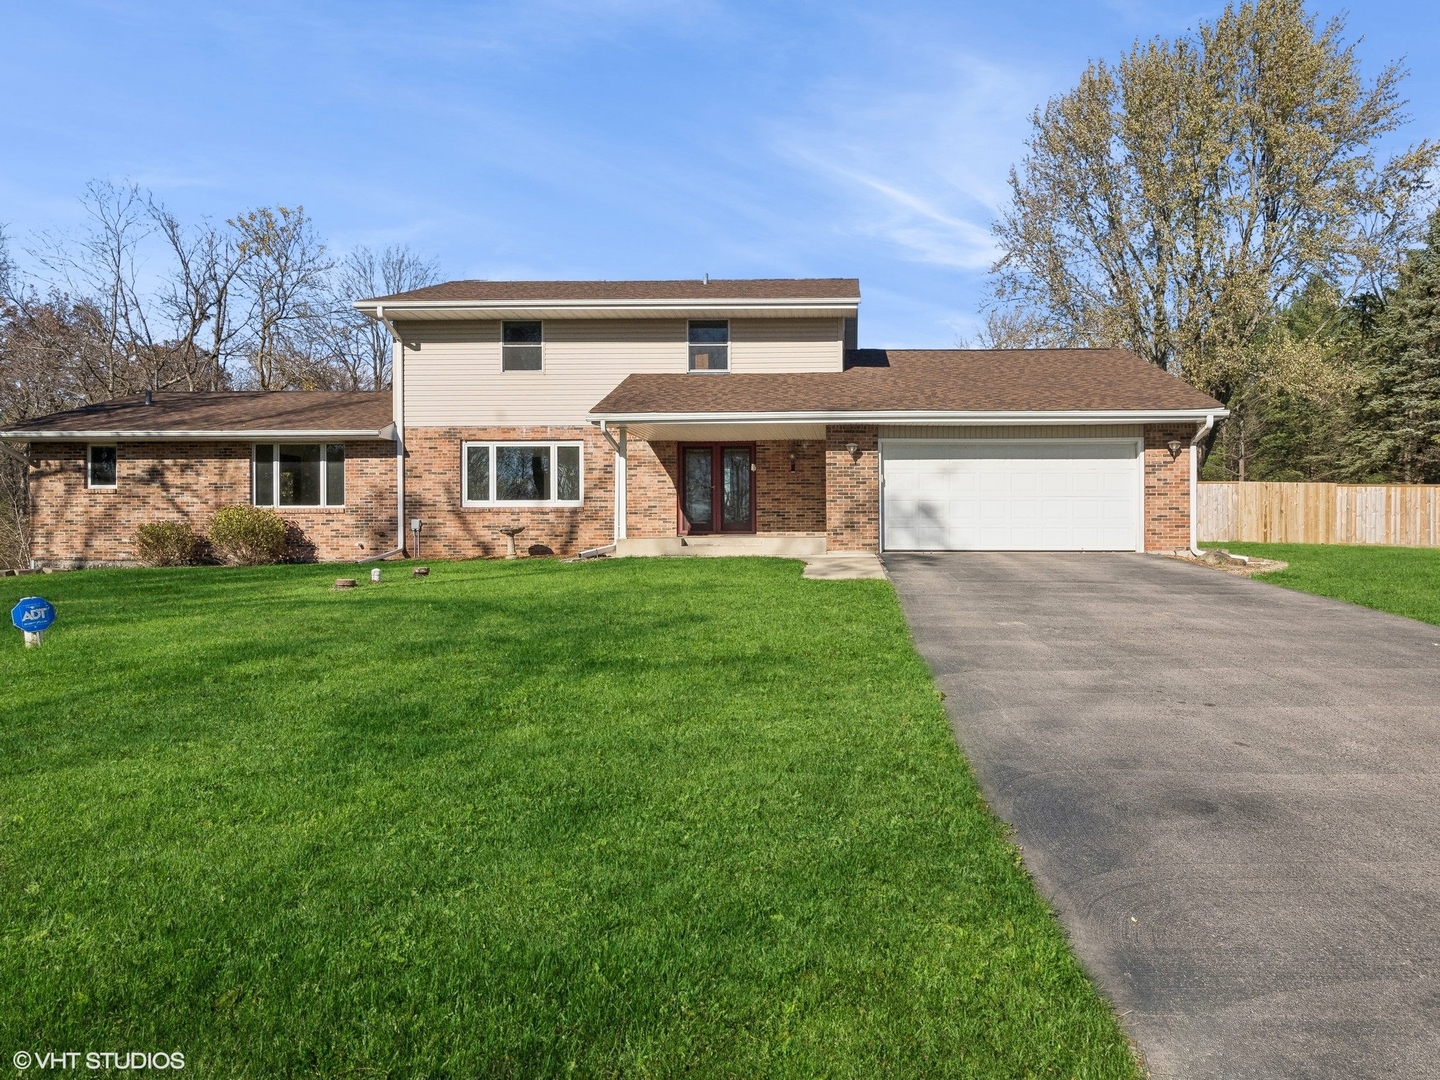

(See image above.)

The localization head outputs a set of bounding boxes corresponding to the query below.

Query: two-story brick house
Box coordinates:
[2,278,1226,567]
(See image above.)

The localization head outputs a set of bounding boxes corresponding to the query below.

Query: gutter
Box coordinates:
[352,297,860,318]
[589,408,1230,426]
[0,429,389,441]
[1190,414,1217,556]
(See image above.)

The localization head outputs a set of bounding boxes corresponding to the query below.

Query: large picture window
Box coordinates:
[254,444,345,507]
[688,320,728,372]
[462,442,582,506]
[87,444,117,489]
[502,321,543,371]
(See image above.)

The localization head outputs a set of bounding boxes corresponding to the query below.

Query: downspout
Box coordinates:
[1189,414,1216,556]
[381,303,406,557]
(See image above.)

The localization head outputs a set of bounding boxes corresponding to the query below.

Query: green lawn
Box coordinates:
[1,558,1136,1078]
[1219,541,1440,625]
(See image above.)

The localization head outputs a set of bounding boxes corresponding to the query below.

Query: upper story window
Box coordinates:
[502,321,543,371]
[254,444,345,507]
[87,444,117,489]
[688,321,728,372]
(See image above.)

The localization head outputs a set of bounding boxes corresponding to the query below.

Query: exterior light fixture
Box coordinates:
[788,451,797,472]
[1167,440,1183,459]
[845,442,859,459]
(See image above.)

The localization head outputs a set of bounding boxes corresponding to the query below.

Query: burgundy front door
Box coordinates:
[679,443,755,534]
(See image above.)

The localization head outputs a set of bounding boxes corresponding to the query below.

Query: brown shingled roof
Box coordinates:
[591,349,1222,416]
[367,278,861,303]
[2,391,393,437]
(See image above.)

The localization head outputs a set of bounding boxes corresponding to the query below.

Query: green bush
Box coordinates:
[208,506,287,566]
[134,521,199,567]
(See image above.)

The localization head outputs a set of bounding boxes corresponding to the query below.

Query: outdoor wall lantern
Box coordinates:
[1166,439,1184,459]
[789,451,797,472]
[845,442,859,460]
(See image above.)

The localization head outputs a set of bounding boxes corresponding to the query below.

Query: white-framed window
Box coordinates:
[253,444,346,507]
[688,320,729,372]
[502,321,543,371]
[86,444,117,489]
[463,441,583,506]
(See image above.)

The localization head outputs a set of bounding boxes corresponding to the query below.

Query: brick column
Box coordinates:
[1144,424,1194,552]
[825,425,880,552]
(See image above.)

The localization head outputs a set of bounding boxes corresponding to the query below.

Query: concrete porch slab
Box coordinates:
[616,535,827,557]
[801,553,888,580]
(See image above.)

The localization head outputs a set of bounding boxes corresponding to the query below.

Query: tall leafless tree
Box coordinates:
[331,245,439,389]
[230,206,335,390]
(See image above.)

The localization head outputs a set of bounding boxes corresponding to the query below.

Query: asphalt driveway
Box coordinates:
[884,552,1440,1080]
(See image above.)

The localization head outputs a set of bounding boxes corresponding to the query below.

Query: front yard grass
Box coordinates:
[1,558,1137,1078]
[1220,541,1440,625]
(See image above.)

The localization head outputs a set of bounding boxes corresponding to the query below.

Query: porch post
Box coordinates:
[614,424,628,542]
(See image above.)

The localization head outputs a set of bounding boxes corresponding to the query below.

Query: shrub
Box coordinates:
[135,521,199,567]
[208,506,287,566]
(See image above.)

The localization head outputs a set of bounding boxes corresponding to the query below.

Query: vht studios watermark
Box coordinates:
[11,1051,185,1071]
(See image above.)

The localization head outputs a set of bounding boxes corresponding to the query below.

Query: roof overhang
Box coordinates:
[355,298,859,322]
[1,423,398,442]
[591,409,1229,427]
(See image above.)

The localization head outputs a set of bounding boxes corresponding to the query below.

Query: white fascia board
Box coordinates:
[353,298,859,318]
[588,408,1229,426]
[2,429,392,441]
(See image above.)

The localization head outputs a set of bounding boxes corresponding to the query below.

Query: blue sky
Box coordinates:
[4,0,1438,346]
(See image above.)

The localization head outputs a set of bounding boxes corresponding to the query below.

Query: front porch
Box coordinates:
[605,423,879,554]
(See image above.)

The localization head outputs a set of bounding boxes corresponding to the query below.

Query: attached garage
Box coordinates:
[881,439,1143,552]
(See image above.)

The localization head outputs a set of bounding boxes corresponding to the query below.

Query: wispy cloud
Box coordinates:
[768,43,1045,272]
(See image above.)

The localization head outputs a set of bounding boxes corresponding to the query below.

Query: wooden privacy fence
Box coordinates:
[1199,481,1440,546]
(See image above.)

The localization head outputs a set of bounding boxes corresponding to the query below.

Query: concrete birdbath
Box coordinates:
[498,525,525,560]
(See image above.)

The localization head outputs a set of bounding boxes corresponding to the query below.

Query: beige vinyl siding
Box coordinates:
[877,424,1143,440]
[730,318,843,373]
[400,317,845,426]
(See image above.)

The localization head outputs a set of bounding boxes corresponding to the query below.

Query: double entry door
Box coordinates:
[679,443,755,534]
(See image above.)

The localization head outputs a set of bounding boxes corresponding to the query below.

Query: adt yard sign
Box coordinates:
[12,596,55,646]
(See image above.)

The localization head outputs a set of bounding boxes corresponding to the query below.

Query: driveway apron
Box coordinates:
[884,552,1440,1080]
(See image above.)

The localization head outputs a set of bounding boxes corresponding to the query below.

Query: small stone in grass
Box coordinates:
[334,578,357,589]
[412,567,430,577]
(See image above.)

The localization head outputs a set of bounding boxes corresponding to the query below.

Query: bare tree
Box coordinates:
[229,206,334,390]
[0,225,14,303]
[31,180,163,397]
[331,245,439,389]
[150,201,246,391]
[988,0,1438,402]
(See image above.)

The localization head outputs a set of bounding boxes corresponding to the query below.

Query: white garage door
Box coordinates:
[881,440,1141,551]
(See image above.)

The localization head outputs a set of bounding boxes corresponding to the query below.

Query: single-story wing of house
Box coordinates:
[0,278,1226,567]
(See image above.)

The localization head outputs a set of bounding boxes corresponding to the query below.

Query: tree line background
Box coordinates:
[983,0,1440,487]
[0,186,439,562]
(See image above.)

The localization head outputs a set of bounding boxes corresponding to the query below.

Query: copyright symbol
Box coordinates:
[12,1051,31,1069]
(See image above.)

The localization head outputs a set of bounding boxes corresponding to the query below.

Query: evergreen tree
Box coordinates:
[1352,209,1440,482]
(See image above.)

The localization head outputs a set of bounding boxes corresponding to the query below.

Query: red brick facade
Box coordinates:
[24,422,1197,565]
[626,438,678,539]
[1143,423,1194,552]
[27,440,398,567]
[825,424,880,552]
[402,425,615,559]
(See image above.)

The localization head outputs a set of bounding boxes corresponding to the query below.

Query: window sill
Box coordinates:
[462,502,584,510]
